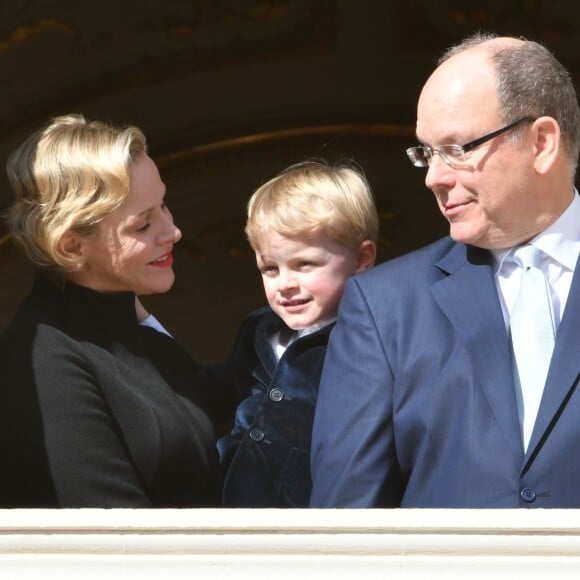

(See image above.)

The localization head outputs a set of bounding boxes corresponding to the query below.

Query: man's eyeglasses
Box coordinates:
[406,116,536,168]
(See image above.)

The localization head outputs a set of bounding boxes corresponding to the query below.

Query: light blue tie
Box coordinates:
[510,245,555,451]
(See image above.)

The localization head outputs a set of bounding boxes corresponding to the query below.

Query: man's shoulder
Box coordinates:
[358,236,459,282]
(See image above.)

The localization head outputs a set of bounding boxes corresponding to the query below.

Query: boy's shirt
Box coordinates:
[268,317,335,360]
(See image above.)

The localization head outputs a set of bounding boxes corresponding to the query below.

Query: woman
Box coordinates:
[0,114,220,507]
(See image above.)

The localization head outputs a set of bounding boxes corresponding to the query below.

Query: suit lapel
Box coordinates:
[431,244,524,467]
[525,253,580,463]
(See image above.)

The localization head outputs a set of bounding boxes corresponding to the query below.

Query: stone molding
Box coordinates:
[1,509,580,578]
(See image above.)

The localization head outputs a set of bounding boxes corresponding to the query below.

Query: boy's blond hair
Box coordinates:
[245,160,378,251]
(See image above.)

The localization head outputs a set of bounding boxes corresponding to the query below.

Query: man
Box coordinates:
[310,33,580,507]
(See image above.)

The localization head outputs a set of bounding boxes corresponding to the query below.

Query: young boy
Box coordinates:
[218,160,378,507]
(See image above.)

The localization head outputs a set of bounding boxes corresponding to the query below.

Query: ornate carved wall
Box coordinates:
[1,0,579,361]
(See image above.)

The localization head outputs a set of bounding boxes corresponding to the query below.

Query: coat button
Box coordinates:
[249,428,265,442]
[520,488,537,503]
[270,388,284,402]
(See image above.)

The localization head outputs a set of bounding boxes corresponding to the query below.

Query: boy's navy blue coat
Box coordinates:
[216,306,332,507]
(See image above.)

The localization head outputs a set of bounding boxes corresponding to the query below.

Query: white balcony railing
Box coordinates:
[1,509,580,578]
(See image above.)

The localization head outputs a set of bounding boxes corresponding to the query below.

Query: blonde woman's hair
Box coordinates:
[245,160,378,252]
[5,114,147,274]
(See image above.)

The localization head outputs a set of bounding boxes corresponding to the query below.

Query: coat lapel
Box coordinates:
[431,244,524,467]
[525,253,580,463]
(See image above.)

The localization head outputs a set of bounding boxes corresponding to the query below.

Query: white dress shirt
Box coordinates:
[493,191,580,333]
[139,314,173,337]
[269,318,336,361]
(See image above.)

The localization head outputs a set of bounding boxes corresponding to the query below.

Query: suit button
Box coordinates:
[520,488,537,503]
[270,388,284,402]
[249,428,265,442]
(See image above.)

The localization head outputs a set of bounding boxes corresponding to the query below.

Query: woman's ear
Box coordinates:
[355,239,377,273]
[57,231,84,265]
[532,116,560,175]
